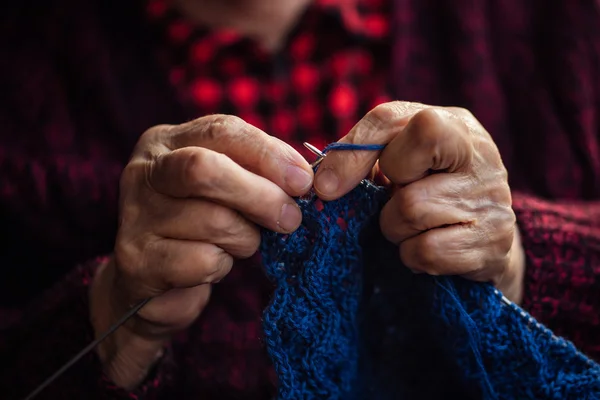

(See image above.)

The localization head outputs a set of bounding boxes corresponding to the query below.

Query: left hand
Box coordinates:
[313,102,525,303]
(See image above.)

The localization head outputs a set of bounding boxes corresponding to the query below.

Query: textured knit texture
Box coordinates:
[260,179,387,400]
[261,180,600,399]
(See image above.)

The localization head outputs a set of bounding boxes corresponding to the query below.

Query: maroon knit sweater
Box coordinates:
[1,0,600,399]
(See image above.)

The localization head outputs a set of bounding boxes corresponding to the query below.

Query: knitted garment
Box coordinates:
[260,180,600,399]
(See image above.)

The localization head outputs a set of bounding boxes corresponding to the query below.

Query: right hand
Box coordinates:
[90,115,313,388]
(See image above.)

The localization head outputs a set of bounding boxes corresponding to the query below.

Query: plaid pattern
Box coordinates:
[146,0,392,155]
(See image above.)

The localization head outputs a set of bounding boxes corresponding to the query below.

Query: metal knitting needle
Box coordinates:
[22,297,151,400]
[303,142,325,168]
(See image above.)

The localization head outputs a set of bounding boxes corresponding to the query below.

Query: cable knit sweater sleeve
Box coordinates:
[514,192,600,361]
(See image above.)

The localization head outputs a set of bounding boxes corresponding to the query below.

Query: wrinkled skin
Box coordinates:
[315,102,524,303]
[91,102,524,389]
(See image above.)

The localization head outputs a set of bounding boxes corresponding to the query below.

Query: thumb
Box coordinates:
[314,101,426,200]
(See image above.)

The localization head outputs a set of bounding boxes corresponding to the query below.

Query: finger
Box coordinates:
[314,101,428,200]
[400,224,511,282]
[117,239,234,300]
[379,173,477,244]
[148,147,302,233]
[369,161,393,187]
[378,108,473,186]
[133,285,212,336]
[148,197,260,259]
[167,115,313,196]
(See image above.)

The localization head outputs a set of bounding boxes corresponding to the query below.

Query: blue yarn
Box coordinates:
[322,143,386,153]
[259,143,600,399]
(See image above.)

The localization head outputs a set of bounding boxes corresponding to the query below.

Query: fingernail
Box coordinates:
[278,203,302,232]
[285,165,312,193]
[315,168,339,196]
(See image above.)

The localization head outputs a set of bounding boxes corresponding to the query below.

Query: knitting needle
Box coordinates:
[303,142,325,168]
[22,297,151,400]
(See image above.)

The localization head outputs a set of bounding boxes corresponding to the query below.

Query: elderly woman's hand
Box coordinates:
[91,115,313,389]
[314,102,525,304]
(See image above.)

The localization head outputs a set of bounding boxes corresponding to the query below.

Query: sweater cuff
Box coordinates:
[97,345,174,399]
[512,192,600,361]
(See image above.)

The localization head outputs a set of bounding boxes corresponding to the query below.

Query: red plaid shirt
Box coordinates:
[148,0,393,154]
[2,0,600,399]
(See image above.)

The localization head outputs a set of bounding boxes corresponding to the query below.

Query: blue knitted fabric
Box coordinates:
[260,180,600,399]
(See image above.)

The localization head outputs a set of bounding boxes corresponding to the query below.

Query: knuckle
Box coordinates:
[414,234,442,272]
[494,163,510,181]
[369,101,425,122]
[407,110,448,151]
[141,124,172,143]
[208,206,247,238]
[488,182,512,206]
[505,208,517,226]
[181,149,217,191]
[366,102,398,129]
[168,114,245,149]
[410,108,444,135]
[355,102,402,143]
[183,149,208,180]
[119,161,143,194]
[114,236,145,281]
[395,187,428,229]
[203,252,234,284]
[245,232,262,256]
[122,158,161,201]
[447,107,484,137]
[174,298,207,326]
[202,114,245,143]
[208,205,236,231]
[362,101,416,135]
[146,123,172,136]
[445,107,477,128]
[401,235,440,273]
[137,124,175,153]
[115,236,169,292]
[447,106,473,119]
[461,109,475,122]
[224,211,252,238]
[235,230,261,258]
[166,308,200,329]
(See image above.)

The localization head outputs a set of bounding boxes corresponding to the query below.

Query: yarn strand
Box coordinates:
[322,143,386,153]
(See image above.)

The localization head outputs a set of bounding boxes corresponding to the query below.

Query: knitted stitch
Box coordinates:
[260,179,600,399]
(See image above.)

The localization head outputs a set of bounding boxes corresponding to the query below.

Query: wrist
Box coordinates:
[97,324,167,390]
[90,258,167,389]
